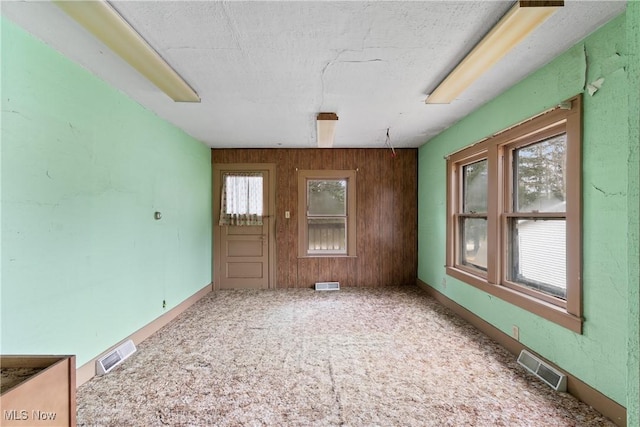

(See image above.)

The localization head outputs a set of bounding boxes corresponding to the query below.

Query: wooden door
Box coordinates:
[213,164,275,289]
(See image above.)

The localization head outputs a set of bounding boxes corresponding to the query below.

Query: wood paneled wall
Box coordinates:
[212,149,417,288]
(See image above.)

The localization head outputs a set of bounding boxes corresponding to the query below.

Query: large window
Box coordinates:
[506,134,568,302]
[298,170,356,257]
[446,95,582,332]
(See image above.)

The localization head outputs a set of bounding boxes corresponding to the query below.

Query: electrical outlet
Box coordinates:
[441,277,447,289]
[162,300,166,309]
[512,325,519,341]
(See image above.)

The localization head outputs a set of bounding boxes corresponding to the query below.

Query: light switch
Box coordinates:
[285,211,290,219]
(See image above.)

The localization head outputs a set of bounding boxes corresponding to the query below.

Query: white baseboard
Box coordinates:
[76,283,213,387]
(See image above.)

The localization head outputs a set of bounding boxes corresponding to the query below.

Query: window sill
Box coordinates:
[446,266,583,334]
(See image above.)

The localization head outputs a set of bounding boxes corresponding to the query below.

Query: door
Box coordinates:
[213,164,275,289]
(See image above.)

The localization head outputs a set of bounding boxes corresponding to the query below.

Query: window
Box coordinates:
[298,170,356,257]
[460,157,488,273]
[219,172,264,226]
[505,134,568,302]
[446,95,582,333]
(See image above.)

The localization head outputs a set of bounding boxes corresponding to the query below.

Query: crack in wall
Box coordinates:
[219,2,243,53]
[338,59,384,63]
[318,49,346,110]
[165,46,241,52]
[591,183,626,197]
[582,45,628,96]
[1,109,30,120]
[583,44,589,92]
[318,48,386,109]
[361,24,373,52]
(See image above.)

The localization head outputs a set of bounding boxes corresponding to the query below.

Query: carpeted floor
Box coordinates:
[77,286,614,426]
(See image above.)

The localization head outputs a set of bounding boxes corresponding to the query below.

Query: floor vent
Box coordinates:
[517,349,567,392]
[315,281,340,291]
[96,339,136,375]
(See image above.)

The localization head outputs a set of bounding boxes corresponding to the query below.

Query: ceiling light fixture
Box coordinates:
[317,113,338,148]
[426,0,563,104]
[54,0,200,103]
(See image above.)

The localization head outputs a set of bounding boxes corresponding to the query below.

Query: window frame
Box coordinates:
[298,170,357,258]
[445,95,583,333]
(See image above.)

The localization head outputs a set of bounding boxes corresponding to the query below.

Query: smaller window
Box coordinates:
[459,158,489,273]
[219,173,264,226]
[307,179,347,254]
[298,170,356,257]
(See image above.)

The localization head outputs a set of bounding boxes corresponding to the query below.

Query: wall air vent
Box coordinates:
[315,281,340,291]
[517,349,567,392]
[96,339,136,375]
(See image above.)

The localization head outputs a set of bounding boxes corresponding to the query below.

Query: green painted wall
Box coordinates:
[418,12,633,411]
[0,18,212,367]
[626,2,640,426]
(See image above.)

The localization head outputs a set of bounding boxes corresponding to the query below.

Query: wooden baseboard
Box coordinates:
[416,278,627,427]
[76,283,213,387]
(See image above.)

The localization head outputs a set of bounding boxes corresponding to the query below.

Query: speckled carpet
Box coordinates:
[77,286,614,426]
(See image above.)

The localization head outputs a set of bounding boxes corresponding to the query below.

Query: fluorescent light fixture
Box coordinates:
[317,113,339,148]
[54,0,200,103]
[426,1,563,104]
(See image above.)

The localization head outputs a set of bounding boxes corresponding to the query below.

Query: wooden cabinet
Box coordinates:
[1,355,76,427]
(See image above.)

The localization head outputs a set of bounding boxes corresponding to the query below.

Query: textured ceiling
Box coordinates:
[1,1,627,148]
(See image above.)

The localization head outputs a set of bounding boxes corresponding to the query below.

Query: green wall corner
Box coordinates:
[1,17,212,367]
[626,2,640,425]
[418,11,634,412]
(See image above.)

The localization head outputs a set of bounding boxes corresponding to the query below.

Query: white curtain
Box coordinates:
[219,173,263,226]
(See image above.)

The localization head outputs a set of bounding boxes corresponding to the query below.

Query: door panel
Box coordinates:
[213,164,275,289]
[227,240,263,257]
[227,262,263,278]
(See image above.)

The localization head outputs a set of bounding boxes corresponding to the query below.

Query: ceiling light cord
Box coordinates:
[385,128,397,158]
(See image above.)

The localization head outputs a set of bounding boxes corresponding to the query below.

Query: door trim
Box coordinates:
[212,163,276,290]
